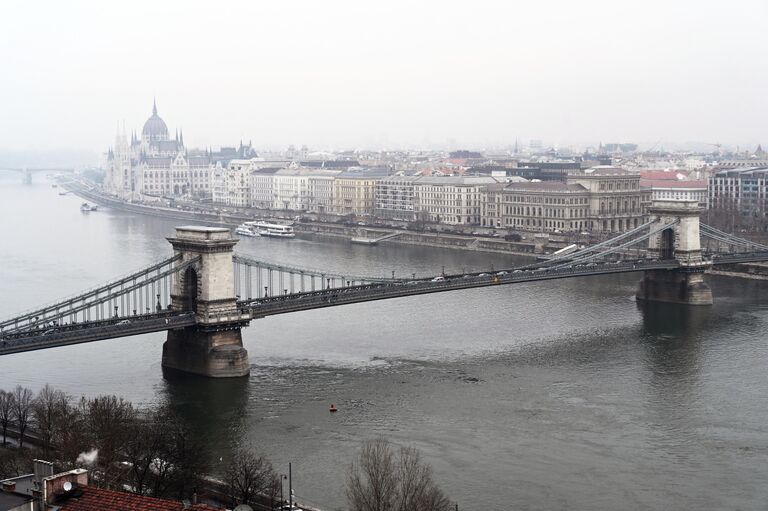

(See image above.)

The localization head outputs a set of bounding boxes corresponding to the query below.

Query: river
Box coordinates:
[1,172,768,510]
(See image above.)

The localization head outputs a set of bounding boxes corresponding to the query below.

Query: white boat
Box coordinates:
[80,202,98,212]
[247,221,296,238]
[235,224,259,237]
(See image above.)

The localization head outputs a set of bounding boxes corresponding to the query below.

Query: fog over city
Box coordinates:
[1,0,766,154]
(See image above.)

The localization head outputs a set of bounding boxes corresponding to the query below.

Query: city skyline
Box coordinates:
[1,0,767,152]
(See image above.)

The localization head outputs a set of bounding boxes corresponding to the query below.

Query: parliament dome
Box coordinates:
[141,99,169,141]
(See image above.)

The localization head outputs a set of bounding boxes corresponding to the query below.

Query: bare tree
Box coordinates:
[12,386,33,448]
[0,390,15,446]
[0,448,32,479]
[83,394,136,488]
[225,446,277,507]
[32,384,69,456]
[160,412,209,501]
[123,411,165,496]
[347,438,452,511]
[54,397,91,470]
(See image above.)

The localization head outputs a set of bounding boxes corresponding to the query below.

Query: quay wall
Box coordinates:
[62,181,538,256]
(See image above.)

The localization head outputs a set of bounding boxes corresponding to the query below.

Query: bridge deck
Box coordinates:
[2,252,766,356]
[0,312,196,355]
[243,259,681,317]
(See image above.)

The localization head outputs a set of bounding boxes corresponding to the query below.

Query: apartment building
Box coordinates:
[374,175,422,220]
[413,176,500,225]
[333,168,390,216]
[210,159,251,207]
[709,167,768,212]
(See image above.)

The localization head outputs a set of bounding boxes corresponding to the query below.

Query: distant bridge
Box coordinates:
[2,200,767,377]
[0,167,76,183]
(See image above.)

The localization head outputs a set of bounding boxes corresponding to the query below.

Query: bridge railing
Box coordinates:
[0,256,199,335]
[232,253,405,300]
[0,312,196,355]
[240,258,682,316]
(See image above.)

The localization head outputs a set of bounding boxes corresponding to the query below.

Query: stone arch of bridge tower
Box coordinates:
[181,266,199,312]
[660,227,676,260]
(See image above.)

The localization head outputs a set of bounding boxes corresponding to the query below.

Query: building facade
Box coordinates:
[481,182,591,231]
[709,167,768,213]
[480,167,648,234]
[374,176,422,220]
[105,101,255,201]
[642,179,708,208]
[567,167,647,233]
[333,169,389,216]
[413,176,500,225]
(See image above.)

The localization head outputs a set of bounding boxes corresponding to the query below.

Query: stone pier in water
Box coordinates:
[162,226,251,377]
[636,200,713,306]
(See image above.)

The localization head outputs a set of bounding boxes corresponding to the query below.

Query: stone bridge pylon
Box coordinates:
[636,200,713,305]
[162,226,251,377]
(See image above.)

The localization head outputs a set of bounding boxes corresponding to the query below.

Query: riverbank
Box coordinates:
[60,178,541,257]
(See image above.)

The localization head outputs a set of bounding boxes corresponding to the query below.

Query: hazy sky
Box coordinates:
[1,0,766,152]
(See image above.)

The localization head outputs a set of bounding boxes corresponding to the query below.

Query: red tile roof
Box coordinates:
[640,179,707,189]
[58,486,218,511]
[639,170,689,180]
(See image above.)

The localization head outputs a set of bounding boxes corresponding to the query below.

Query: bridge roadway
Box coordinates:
[0,311,196,355]
[242,258,681,317]
[2,252,767,356]
[243,252,768,318]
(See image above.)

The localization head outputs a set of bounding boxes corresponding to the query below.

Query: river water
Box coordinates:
[2,173,768,510]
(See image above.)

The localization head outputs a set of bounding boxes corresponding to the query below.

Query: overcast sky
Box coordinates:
[1,0,766,152]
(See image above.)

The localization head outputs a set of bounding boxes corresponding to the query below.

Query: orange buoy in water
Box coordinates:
[329,404,338,413]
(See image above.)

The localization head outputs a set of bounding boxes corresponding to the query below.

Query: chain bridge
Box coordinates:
[2,200,767,377]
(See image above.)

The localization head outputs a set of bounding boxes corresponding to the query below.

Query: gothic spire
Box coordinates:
[152,98,158,116]
[179,129,184,146]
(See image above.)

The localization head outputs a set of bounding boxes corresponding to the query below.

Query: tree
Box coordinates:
[124,408,171,496]
[12,386,33,448]
[346,438,452,511]
[225,446,277,507]
[54,398,91,470]
[0,390,15,446]
[0,448,32,480]
[32,384,69,457]
[83,395,136,489]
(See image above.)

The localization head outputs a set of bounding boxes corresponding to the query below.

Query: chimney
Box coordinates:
[43,469,89,505]
[1,481,16,492]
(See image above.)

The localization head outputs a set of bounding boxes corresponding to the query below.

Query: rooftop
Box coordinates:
[0,491,34,511]
[56,486,216,511]
[504,182,588,193]
[641,179,707,189]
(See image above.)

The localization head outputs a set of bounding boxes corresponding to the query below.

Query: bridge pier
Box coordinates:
[636,269,712,305]
[635,200,713,306]
[162,226,251,378]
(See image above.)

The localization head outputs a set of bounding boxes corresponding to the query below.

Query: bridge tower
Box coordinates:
[636,200,713,305]
[162,226,251,377]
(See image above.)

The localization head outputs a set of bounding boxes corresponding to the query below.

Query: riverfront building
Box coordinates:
[333,168,390,216]
[709,166,768,213]
[413,176,501,225]
[375,175,505,223]
[105,101,256,200]
[479,167,648,234]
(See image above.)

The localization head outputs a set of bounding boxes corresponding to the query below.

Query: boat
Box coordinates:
[329,404,338,413]
[248,221,296,238]
[234,224,259,237]
[80,202,98,212]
